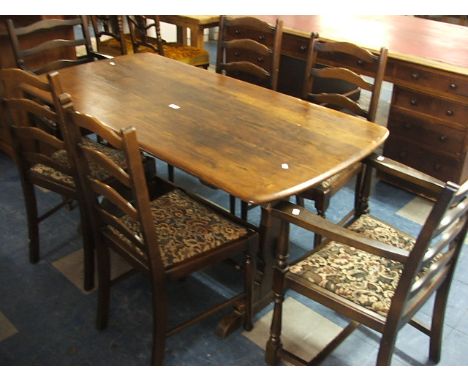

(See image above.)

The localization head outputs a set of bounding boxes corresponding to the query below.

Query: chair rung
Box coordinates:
[38,198,72,222]
[308,321,360,365]
[166,293,244,337]
[279,348,308,365]
[409,318,431,336]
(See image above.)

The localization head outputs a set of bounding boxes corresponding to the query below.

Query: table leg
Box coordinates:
[215,203,279,337]
[190,26,205,48]
[176,26,188,46]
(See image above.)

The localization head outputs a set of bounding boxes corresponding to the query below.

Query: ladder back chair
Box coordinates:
[58,95,259,365]
[6,16,109,75]
[0,68,95,290]
[216,15,283,219]
[127,15,210,69]
[90,16,128,56]
[298,33,388,246]
[266,153,468,366]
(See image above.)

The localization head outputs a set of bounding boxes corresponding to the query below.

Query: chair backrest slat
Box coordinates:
[81,145,131,187]
[6,16,95,75]
[387,178,468,327]
[52,84,164,271]
[216,16,283,90]
[18,38,87,59]
[0,68,73,180]
[302,33,388,122]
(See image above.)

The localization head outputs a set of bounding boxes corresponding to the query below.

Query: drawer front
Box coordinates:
[281,33,309,59]
[387,110,466,157]
[394,62,468,98]
[383,136,462,181]
[392,87,468,123]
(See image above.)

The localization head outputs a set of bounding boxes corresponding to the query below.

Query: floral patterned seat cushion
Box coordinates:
[111,189,249,268]
[289,215,416,316]
[30,138,127,187]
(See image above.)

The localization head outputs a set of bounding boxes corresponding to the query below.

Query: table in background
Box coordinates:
[159,15,219,49]
[57,52,388,334]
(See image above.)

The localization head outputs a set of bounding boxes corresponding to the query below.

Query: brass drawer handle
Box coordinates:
[410,98,418,106]
[449,83,458,90]
[439,135,448,142]
[258,35,265,41]
[411,72,420,80]
[299,45,307,52]
[446,110,454,116]
[357,59,364,65]
[257,56,264,63]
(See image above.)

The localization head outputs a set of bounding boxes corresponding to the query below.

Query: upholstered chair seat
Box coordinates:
[289,214,415,316]
[110,188,249,268]
[31,138,127,186]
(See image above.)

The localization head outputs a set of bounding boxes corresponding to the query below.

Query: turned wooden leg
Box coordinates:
[243,248,254,331]
[265,220,289,365]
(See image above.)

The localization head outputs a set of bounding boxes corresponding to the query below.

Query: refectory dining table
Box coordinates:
[56,52,388,334]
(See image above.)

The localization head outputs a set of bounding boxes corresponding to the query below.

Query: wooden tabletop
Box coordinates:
[258,15,468,75]
[57,53,388,204]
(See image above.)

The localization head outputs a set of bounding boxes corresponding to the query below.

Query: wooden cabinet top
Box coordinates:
[258,15,468,75]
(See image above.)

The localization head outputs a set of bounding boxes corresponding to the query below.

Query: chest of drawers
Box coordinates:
[382,61,468,196]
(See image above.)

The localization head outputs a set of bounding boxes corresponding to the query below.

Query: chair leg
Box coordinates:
[150,284,168,365]
[429,279,452,363]
[241,201,248,221]
[229,195,236,215]
[265,276,285,365]
[295,195,305,207]
[79,205,95,291]
[243,250,254,331]
[313,194,330,247]
[376,330,398,365]
[96,243,111,331]
[265,220,289,365]
[167,164,174,182]
[23,183,40,264]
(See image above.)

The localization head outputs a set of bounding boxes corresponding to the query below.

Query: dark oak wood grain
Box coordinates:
[56,52,388,205]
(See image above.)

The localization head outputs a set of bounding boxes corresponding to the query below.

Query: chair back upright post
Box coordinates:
[90,16,128,56]
[302,33,388,122]
[216,16,283,90]
[6,16,101,75]
[127,16,165,55]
